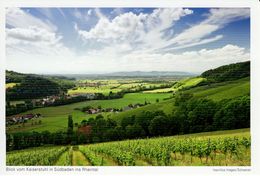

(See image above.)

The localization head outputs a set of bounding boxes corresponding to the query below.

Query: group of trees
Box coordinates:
[171,93,250,134]
[6,76,61,100]
[201,61,250,83]
[6,101,34,116]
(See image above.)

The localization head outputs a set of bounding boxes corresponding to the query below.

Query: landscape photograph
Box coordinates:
[5,7,250,166]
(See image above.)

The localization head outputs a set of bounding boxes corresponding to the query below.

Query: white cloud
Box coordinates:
[117,44,249,73]
[87,9,92,16]
[6,26,61,43]
[7,44,249,74]
[205,8,250,25]
[161,8,250,51]
[76,8,193,51]
[6,26,70,57]
[77,12,147,42]
[6,7,56,32]
[6,8,250,74]
[6,8,70,57]
[75,8,249,53]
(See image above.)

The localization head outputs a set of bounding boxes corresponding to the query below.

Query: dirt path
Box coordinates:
[72,150,91,166]
[54,150,70,166]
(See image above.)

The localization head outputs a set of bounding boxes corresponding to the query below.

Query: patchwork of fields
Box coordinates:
[7,77,250,133]
[68,79,173,95]
[6,128,250,166]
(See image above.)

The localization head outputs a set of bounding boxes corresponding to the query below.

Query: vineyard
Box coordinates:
[6,129,250,166]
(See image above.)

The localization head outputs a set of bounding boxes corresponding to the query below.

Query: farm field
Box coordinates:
[185,77,250,101]
[7,92,172,133]
[6,128,250,166]
[144,77,205,93]
[68,79,173,95]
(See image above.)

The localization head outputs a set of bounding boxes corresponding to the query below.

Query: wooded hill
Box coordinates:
[201,61,250,83]
[6,71,75,100]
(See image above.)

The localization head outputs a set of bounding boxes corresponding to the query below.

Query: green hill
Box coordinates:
[201,61,250,83]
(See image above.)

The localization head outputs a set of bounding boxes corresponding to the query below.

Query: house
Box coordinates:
[87,108,99,114]
[6,113,41,125]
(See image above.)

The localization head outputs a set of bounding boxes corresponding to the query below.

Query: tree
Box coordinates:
[187,99,217,133]
[125,124,145,139]
[213,96,250,130]
[135,111,155,136]
[174,92,193,106]
[121,115,135,129]
[67,115,73,143]
[148,116,170,136]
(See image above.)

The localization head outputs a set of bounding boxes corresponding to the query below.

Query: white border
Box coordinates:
[1,1,260,176]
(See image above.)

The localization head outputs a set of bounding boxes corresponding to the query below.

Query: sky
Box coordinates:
[6,8,250,74]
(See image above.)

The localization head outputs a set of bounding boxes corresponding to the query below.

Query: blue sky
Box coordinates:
[6,8,250,74]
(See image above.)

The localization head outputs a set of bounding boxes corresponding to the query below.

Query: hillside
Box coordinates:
[6,70,75,100]
[201,61,250,83]
[111,77,249,122]
[7,128,250,166]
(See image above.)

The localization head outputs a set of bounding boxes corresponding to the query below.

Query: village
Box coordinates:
[6,113,42,126]
[81,103,147,115]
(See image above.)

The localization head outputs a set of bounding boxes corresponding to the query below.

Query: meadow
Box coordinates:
[7,92,172,132]
[6,128,250,166]
[144,77,205,93]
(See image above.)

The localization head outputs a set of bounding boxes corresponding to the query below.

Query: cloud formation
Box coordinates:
[6,8,250,74]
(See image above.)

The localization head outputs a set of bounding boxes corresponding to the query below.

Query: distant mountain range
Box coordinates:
[58,71,196,79]
[104,71,195,77]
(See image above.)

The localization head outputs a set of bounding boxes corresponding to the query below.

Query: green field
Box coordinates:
[144,77,205,93]
[185,77,250,101]
[6,128,250,166]
[68,86,122,95]
[68,80,170,95]
[7,93,172,133]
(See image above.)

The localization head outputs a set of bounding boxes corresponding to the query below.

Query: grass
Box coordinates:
[55,149,71,166]
[144,77,205,93]
[185,77,250,101]
[108,98,175,122]
[6,83,18,89]
[7,93,172,133]
[68,86,122,96]
[72,150,91,166]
